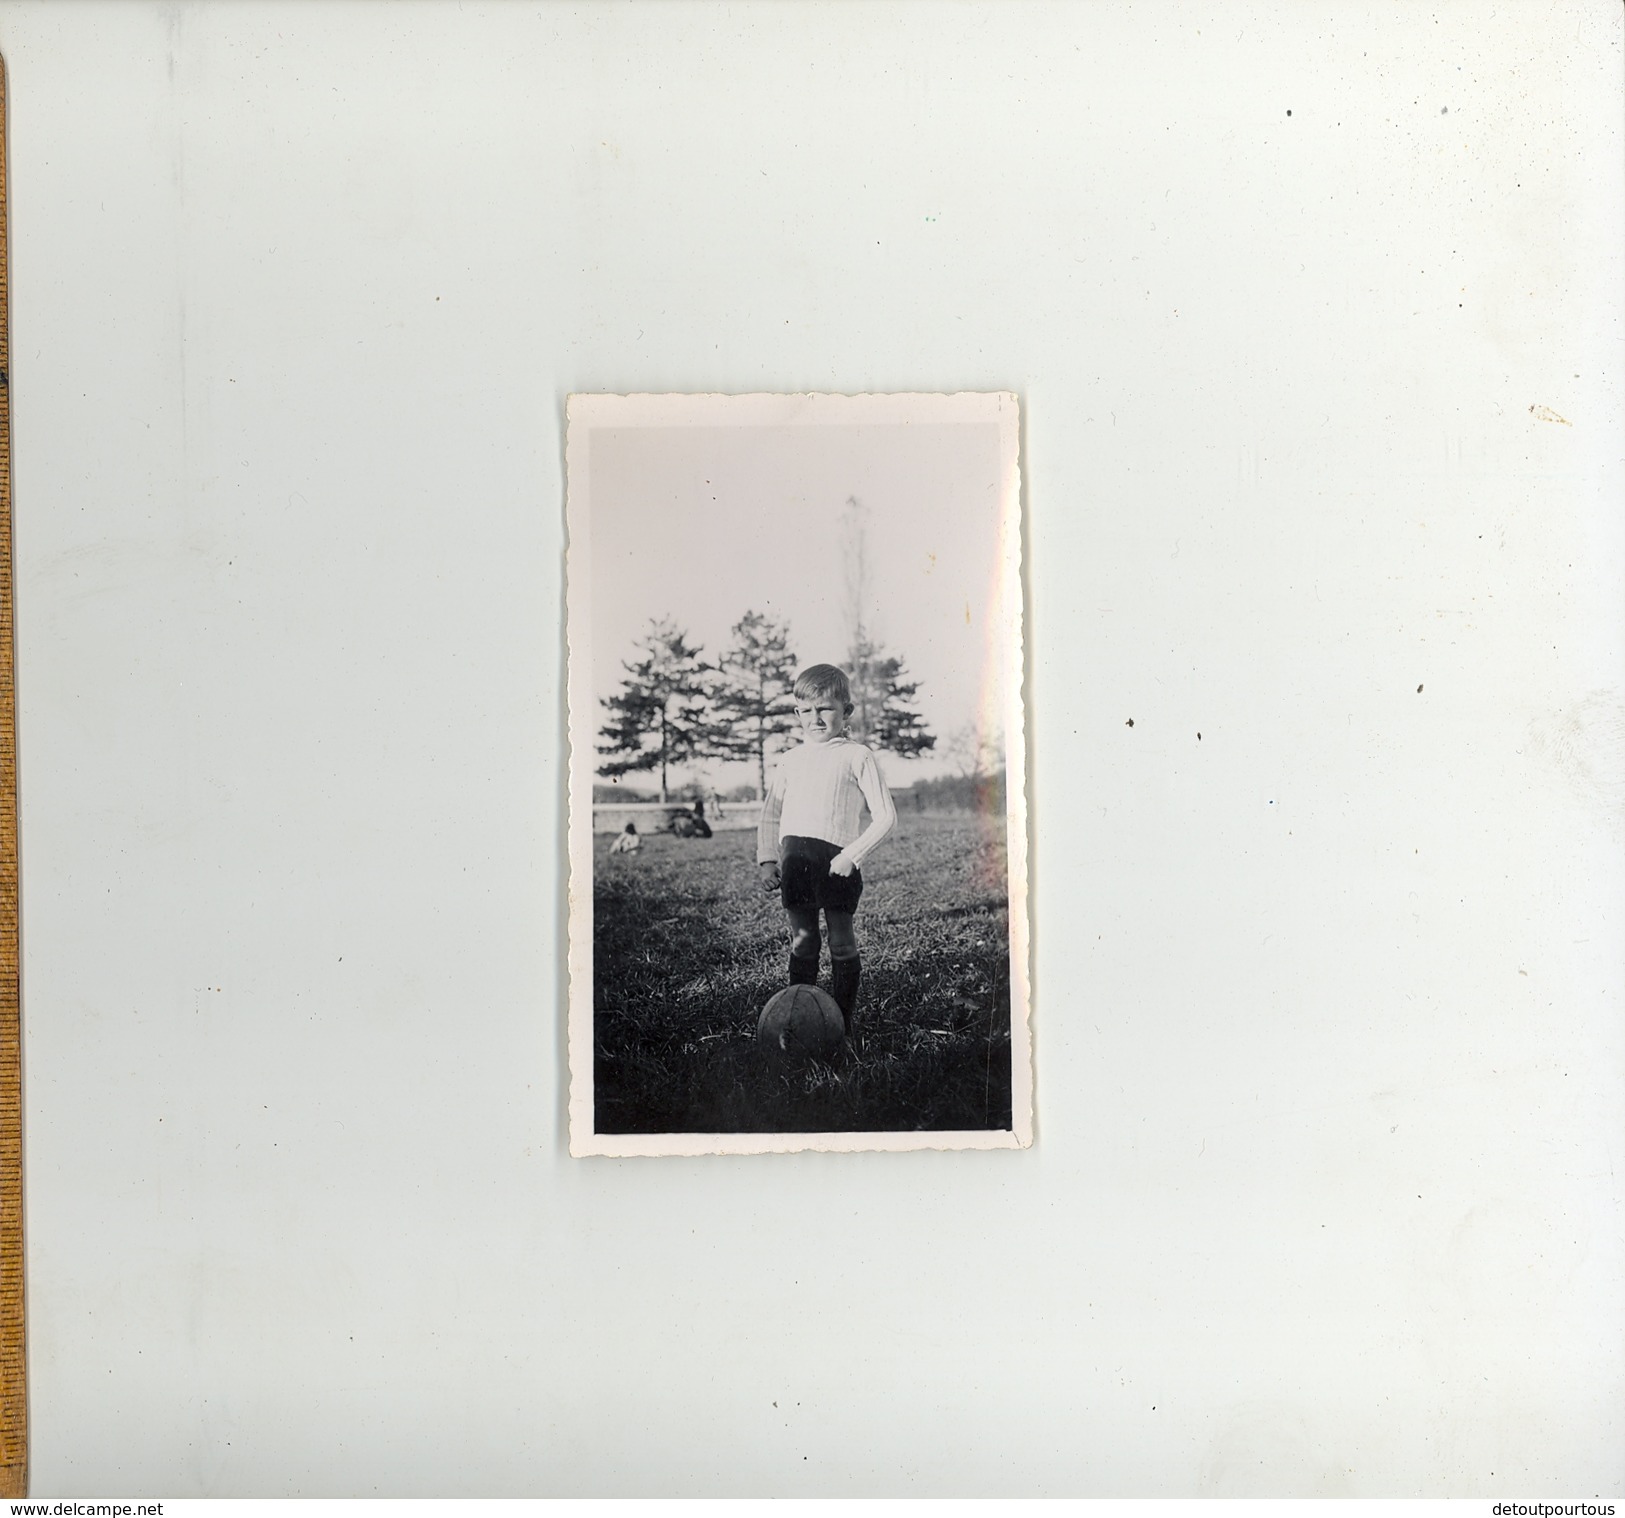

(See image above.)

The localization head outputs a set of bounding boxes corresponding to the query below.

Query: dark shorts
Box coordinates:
[779,835,864,914]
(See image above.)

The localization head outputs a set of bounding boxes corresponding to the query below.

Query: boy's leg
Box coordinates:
[825,910,861,1031]
[786,906,821,985]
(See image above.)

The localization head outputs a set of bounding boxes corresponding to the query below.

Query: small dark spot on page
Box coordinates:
[1286,109,1292,116]
[1197,732,1202,741]
[1417,684,1423,693]
[1125,718,1134,728]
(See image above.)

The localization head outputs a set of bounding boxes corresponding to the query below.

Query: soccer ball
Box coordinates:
[757,984,846,1060]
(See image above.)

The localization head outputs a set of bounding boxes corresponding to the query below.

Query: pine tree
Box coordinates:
[597,618,711,803]
[706,611,800,799]
[847,632,937,759]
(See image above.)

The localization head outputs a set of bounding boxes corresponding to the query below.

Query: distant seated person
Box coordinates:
[608,821,641,854]
[668,800,713,839]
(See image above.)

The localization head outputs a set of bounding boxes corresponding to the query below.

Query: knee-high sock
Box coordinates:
[787,908,820,985]
[831,955,861,1028]
[789,952,818,985]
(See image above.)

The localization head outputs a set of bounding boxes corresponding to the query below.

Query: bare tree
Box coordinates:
[945,719,1004,779]
[841,495,937,758]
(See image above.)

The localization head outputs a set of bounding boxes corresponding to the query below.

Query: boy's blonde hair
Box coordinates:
[793,663,854,714]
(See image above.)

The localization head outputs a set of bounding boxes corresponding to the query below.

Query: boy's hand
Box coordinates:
[828,851,856,877]
[759,861,781,892]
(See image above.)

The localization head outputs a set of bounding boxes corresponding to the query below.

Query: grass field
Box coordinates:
[591,814,1014,1134]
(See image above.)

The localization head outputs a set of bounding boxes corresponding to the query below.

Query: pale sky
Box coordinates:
[586,420,1010,784]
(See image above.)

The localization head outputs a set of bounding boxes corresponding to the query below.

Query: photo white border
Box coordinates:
[564,391,1032,1156]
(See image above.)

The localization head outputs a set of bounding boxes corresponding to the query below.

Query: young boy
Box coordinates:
[757,664,898,1031]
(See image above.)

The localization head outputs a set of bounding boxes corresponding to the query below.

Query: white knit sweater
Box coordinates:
[756,737,898,868]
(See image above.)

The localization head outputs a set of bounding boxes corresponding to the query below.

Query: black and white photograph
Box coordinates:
[565,392,1030,1155]
[8,0,1623,1493]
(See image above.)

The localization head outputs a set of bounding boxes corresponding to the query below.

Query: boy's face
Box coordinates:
[795,694,848,744]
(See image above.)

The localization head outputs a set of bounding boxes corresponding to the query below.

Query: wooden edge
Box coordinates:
[0,49,27,1500]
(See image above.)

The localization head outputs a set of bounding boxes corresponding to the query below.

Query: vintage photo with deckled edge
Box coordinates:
[565,393,1031,1156]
